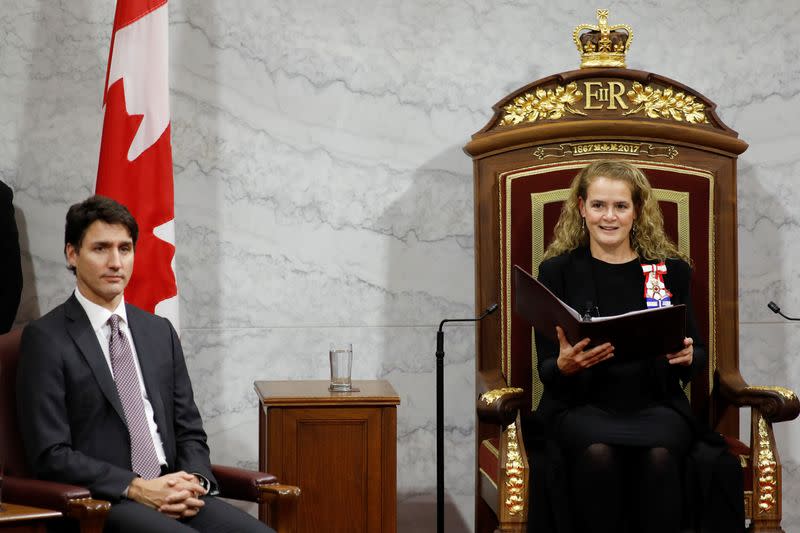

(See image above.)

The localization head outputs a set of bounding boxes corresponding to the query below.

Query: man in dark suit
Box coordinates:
[17,195,273,533]
[0,180,22,333]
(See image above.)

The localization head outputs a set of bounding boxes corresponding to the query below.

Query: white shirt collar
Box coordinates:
[73,288,129,333]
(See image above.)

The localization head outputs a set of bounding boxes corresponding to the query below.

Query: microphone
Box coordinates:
[481,302,499,319]
[582,300,596,322]
[438,303,498,333]
[767,301,800,321]
[435,303,498,533]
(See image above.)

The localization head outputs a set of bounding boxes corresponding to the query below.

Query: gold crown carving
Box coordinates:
[573,9,633,68]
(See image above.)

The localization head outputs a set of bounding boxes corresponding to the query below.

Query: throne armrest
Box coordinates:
[477,368,526,427]
[211,464,300,503]
[719,371,800,423]
[4,475,108,512]
[3,475,110,529]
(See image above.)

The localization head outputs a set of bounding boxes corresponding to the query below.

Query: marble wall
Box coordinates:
[2,0,799,530]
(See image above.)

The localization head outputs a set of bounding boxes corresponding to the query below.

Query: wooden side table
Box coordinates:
[0,503,61,532]
[255,380,400,533]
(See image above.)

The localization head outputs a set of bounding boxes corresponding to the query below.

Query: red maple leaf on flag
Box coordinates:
[96,0,178,323]
[97,81,176,314]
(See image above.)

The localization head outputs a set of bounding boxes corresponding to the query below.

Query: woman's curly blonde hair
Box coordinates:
[543,160,689,262]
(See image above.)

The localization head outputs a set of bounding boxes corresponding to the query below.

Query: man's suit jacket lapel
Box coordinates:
[125,305,169,446]
[64,295,127,424]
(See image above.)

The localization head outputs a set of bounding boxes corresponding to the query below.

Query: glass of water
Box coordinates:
[329,343,353,392]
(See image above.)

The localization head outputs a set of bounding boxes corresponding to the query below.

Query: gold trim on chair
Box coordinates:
[529,189,572,275]
[530,188,572,408]
[636,163,716,389]
[651,188,691,399]
[480,467,499,490]
[652,188,691,257]
[481,387,525,405]
[746,386,798,401]
[756,415,778,514]
[501,161,588,403]
[500,421,527,519]
[483,439,500,458]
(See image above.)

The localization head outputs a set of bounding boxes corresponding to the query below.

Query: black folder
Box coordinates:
[512,264,686,358]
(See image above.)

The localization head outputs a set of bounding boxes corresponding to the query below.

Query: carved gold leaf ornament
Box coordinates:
[501,83,587,125]
[757,416,778,513]
[623,82,709,123]
[480,387,524,405]
[503,422,525,516]
[746,385,798,401]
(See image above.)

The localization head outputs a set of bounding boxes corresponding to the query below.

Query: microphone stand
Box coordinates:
[768,301,800,321]
[436,303,497,533]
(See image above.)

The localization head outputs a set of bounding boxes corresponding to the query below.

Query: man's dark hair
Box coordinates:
[64,195,138,273]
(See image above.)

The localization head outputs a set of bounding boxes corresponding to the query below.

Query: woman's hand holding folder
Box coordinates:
[555,325,614,376]
[666,337,694,366]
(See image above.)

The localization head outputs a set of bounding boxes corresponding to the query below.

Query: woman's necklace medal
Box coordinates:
[641,262,672,308]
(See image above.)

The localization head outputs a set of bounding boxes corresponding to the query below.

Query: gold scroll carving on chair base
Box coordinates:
[533,142,678,160]
[757,415,778,513]
[503,422,525,516]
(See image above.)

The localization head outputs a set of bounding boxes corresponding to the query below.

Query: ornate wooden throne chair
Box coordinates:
[466,10,800,533]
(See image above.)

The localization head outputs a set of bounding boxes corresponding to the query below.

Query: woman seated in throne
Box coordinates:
[529,160,743,533]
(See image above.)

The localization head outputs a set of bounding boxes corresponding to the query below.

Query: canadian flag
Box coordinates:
[96,0,179,328]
